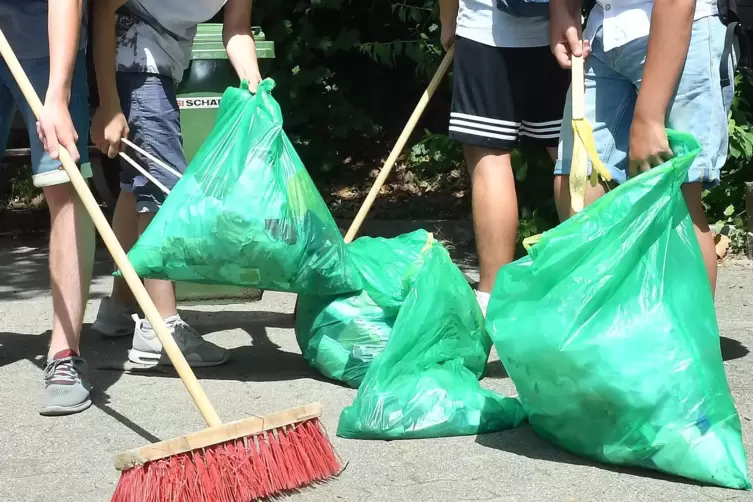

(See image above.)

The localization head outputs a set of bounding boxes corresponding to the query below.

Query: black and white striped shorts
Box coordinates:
[449,36,570,150]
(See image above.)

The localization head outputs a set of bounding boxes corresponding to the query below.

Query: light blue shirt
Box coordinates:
[0,0,87,60]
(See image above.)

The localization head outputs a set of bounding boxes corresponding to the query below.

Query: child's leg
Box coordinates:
[116,73,227,367]
[553,28,636,220]
[665,16,733,294]
[448,37,524,308]
[110,190,138,308]
[615,17,733,293]
[682,183,717,291]
[464,145,518,296]
[120,74,186,319]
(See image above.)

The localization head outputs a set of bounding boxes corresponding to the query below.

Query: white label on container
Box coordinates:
[177,96,221,109]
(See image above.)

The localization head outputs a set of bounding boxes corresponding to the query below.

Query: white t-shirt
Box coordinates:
[455,0,550,48]
[115,0,227,83]
[584,0,718,51]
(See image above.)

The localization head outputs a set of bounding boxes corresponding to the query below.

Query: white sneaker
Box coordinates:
[128,315,229,367]
[475,290,490,318]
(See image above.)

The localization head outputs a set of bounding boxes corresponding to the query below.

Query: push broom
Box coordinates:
[0,28,341,502]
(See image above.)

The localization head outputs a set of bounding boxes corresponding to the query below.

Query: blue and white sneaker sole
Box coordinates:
[39,398,93,417]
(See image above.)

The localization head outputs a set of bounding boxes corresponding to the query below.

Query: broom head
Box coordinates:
[111,402,343,502]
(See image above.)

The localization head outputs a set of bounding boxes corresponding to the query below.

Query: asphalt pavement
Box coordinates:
[0,237,751,502]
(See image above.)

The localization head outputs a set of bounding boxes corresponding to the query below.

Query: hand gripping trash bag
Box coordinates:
[295,230,434,388]
[337,242,525,439]
[122,79,362,295]
[487,130,751,489]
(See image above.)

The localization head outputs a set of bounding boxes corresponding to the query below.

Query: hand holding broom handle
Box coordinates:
[571,52,585,121]
[343,45,455,243]
[569,50,589,213]
[0,29,222,428]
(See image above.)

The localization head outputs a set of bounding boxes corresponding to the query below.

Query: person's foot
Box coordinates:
[129,315,229,367]
[475,290,490,317]
[92,297,137,337]
[40,350,92,416]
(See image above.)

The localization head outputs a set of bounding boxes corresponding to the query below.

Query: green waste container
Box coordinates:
[173,24,275,304]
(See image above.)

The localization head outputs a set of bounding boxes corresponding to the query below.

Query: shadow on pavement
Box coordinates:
[720,336,749,361]
[93,308,326,384]
[0,307,327,443]
[0,237,113,301]
[476,426,708,488]
[484,359,509,379]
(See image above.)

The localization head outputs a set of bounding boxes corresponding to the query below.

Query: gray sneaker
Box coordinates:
[128,315,229,367]
[40,350,92,416]
[92,297,136,338]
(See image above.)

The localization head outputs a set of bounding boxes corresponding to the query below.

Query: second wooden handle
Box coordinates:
[343,45,455,243]
[571,51,585,121]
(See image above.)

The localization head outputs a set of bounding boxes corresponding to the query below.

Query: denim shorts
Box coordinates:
[0,51,91,187]
[117,72,187,213]
[554,16,735,188]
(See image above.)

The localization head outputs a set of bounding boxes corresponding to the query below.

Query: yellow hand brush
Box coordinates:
[570,48,611,213]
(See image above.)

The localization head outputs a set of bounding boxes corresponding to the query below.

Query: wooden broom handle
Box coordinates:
[571,50,585,121]
[0,29,222,428]
[343,45,455,243]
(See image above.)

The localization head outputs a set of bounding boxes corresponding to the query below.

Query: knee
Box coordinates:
[43,183,76,215]
[116,189,137,207]
[681,183,709,230]
[463,144,512,178]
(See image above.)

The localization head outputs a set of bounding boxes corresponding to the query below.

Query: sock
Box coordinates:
[142,314,181,332]
[475,290,490,317]
[48,349,78,364]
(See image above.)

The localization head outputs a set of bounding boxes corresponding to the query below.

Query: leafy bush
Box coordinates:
[705,74,753,248]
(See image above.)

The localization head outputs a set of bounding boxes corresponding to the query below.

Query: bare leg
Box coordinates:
[110,190,139,309]
[682,183,717,295]
[138,212,177,318]
[553,172,716,293]
[553,174,609,222]
[466,145,518,294]
[46,183,95,357]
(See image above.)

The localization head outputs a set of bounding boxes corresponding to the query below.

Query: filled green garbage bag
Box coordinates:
[121,79,362,295]
[487,130,751,489]
[337,242,525,439]
[295,230,434,388]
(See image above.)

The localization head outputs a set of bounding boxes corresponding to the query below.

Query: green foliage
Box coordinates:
[4,0,751,251]
[407,130,463,175]
[253,0,445,175]
[704,73,753,249]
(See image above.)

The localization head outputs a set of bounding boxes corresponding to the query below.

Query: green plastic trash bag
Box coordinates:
[121,79,362,295]
[337,242,525,439]
[487,130,751,489]
[295,230,434,388]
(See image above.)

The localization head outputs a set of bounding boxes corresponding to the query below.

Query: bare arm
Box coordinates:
[93,0,128,110]
[549,0,584,68]
[37,0,83,161]
[439,0,459,50]
[628,0,694,171]
[47,0,82,104]
[634,0,695,125]
[223,0,261,90]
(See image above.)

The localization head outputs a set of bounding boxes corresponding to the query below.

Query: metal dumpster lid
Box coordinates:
[191,24,275,60]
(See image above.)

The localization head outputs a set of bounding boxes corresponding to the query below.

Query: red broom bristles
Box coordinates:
[111,418,341,502]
